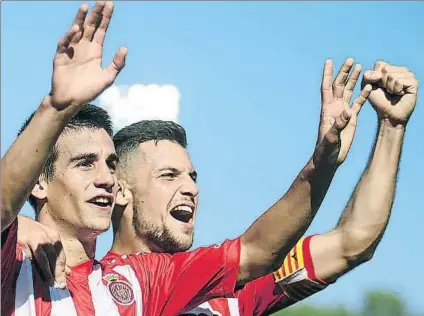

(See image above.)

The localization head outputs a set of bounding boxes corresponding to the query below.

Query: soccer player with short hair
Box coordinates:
[2,2,242,315]
[107,59,419,315]
[1,2,368,315]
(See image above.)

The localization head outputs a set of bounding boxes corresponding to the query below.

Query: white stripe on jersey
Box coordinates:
[49,287,78,316]
[227,299,240,316]
[113,264,143,316]
[88,263,120,316]
[14,251,79,316]
[14,253,36,316]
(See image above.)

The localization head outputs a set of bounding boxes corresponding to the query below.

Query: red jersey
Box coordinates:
[2,219,240,316]
[176,236,328,316]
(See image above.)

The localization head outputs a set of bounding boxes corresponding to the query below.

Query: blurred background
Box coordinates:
[276,291,417,316]
[2,1,423,315]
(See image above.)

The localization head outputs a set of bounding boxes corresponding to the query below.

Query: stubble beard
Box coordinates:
[132,197,193,254]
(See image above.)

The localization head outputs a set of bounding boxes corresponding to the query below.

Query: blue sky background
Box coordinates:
[2,1,423,313]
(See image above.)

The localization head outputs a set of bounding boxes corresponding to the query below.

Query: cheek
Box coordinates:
[144,183,175,215]
[51,173,88,202]
[152,182,177,204]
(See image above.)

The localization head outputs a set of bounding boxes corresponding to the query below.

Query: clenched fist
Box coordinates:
[362,61,418,126]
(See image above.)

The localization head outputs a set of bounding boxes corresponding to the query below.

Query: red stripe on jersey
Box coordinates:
[302,236,315,279]
[66,260,97,315]
[209,299,232,316]
[2,220,20,316]
[281,265,287,277]
[287,253,293,274]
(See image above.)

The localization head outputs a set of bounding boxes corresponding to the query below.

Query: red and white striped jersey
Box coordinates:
[177,236,328,316]
[2,219,240,316]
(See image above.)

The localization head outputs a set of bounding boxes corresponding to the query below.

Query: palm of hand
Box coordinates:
[48,2,126,110]
[51,42,110,109]
[319,98,357,165]
[316,59,371,167]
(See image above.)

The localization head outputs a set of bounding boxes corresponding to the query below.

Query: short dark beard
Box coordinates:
[132,195,193,254]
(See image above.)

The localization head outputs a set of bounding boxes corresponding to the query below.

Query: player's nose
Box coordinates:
[180,175,199,198]
[94,162,116,191]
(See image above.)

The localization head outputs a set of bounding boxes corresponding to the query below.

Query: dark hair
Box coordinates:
[18,104,113,212]
[111,120,187,232]
[113,120,187,159]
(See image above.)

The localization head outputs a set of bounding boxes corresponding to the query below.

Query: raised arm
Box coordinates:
[237,59,372,285]
[309,62,418,283]
[1,1,126,232]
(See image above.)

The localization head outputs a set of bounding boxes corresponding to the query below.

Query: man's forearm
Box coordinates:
[239,154,337,284]
[337,120,404,261]
[1,97,75,231]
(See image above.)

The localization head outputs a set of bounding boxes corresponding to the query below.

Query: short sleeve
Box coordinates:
[238,236,328,315]
[1,218,19,312]
[146,238,241,315]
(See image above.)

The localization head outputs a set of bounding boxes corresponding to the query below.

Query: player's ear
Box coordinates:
[116,179,132,207]
[31,178,48,201]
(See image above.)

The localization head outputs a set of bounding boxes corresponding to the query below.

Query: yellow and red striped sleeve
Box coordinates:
[272,235,327,303]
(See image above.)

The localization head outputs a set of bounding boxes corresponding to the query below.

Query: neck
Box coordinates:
[111,204,154,255]
[38,208,97,267]
[112,231,153,255]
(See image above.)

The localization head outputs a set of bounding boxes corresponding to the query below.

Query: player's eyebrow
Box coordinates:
[69,153,99,163]
[157,166,197,181]
[157,166,181,174]
[70,152,119,164]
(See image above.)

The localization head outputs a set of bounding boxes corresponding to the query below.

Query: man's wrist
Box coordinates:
[300,158,338,181]
[377,118,406,142]
[38,95,77,122]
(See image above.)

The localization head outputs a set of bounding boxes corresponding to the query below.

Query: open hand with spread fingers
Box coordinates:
[362,61,419,127]
[50,1,127,110]
[314,58,372,167]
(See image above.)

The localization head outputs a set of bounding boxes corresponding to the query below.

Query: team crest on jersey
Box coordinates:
[103,273,135,306]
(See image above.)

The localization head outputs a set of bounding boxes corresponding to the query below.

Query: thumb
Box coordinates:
[331,110,352,133]
[65,265,72,278]
[321,111,351,149]
[105,46,128,84]
[313,111,351,167]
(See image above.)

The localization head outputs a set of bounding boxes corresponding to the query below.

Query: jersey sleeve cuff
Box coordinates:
[220,237,241,296]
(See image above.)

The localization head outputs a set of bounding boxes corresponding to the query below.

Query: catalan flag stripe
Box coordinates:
[273,237,308,282]
[296,237,305,268]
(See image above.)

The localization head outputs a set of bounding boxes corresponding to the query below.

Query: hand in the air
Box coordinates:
[50,1,127,110]
[362,61,418,127]
[315,58,372,167]
[17,216,67,289]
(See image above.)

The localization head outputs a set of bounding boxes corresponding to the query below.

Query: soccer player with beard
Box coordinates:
[2,1,310,315]
[2,2,371,315]
[106,60,418,315]
[10,3,418,316]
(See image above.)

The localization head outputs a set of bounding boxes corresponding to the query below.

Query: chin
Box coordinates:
[172,234,194,252]
[85,219,111,234]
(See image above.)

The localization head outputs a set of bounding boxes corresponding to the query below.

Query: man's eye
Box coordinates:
[161,173,176,179]
[76,160,93,168]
